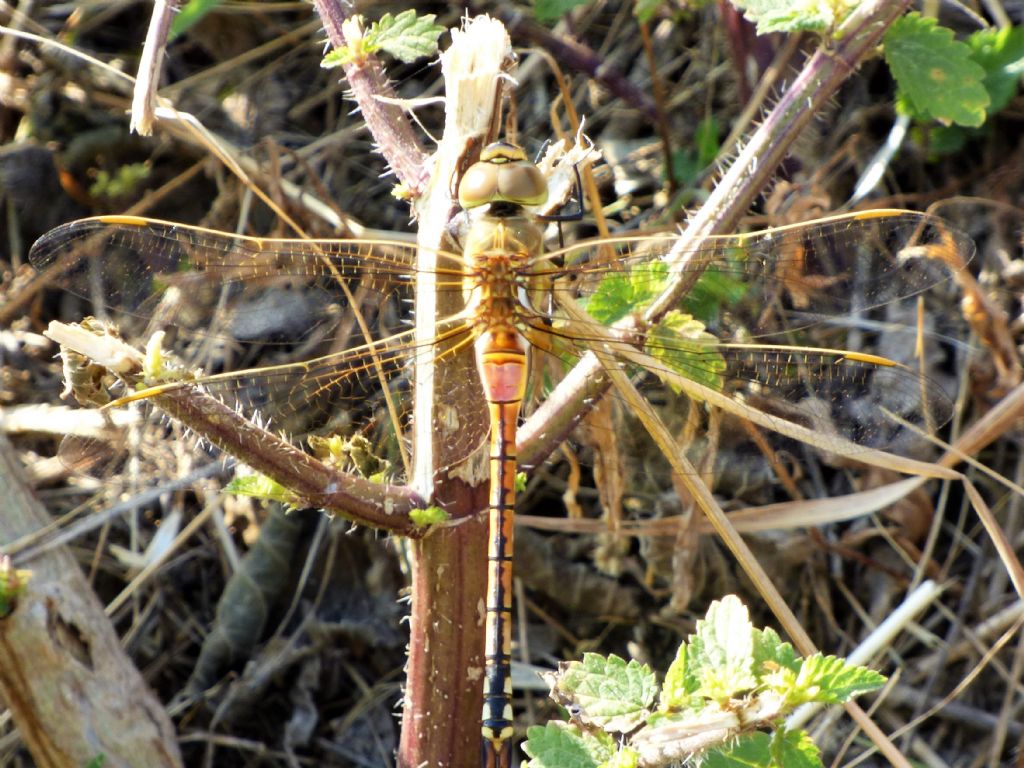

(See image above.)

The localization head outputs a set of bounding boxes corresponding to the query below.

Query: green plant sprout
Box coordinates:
[320,10,445,68]
[523,595,886,768]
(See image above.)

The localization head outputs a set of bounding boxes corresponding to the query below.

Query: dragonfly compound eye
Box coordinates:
[458,143,549,210]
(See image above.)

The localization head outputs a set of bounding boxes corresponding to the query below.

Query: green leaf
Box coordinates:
[585,261,669,325]
[729,0,857,35]
[688,595,758,700]
[967,26,1024,114]
[884,13,989,127]
[751,626,801,678]
[169,0,223,39]
[704,731,773,768]
[321,48,348,69]
[550,654,658,733]
[645,311,725,393]
[770,727,822,768]
[225,474,300,506]
[659,641,701,710]
[83,755,106,768]
[682,265,749,323]
[535,0,590,25]
[322,11,444,68]
[694,115,720,168]
[409,506,448,526]
[523,722,613,767]
[792,654,886,704]
[670,116,720,186]
[367,10,445,64]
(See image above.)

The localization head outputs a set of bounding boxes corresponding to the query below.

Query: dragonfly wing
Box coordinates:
[522,216,966,491]
[29,215,466,347]
[538,210,972,335]
[31,216,486,477]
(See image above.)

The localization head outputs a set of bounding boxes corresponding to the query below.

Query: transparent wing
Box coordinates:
[535,210,970,335]
[30,215,486,472]
[520,210,969,483]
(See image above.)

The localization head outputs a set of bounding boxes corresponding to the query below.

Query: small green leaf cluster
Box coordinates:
[321,10,445,68]
[670,115,721,198]
[308,433,391,482]
[523,595,885,768]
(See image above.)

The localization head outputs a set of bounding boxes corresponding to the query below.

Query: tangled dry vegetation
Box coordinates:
[1,2,1024,767]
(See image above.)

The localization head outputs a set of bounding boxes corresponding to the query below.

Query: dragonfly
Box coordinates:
[29,141,970,765]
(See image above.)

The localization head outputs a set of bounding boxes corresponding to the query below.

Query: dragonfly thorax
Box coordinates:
[463,214,544,334]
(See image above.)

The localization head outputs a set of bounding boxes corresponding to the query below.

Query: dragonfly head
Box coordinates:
[458,142,549,212]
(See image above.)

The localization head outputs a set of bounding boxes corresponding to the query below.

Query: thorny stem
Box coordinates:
[45,322,425,534]
[313,0,431,196]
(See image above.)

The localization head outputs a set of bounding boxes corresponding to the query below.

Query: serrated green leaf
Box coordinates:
[884,13,989,127]
[793,654,886,704]
[751,626,801,678]
[704,731,773,768]
[729,0,857,35]
[689,595,757,700]
[535,0,590,25]
[225,474,299,506]
[523,722,613,767]
[367,10,445,64]
[967,26,1024,114]
[645,311,724,393]
[553,654,658,732]
[584,261,669,325]
[770,727,822,768]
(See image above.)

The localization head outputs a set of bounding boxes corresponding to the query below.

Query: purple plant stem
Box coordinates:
[313,0,431,195]
[150,385,424,532]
